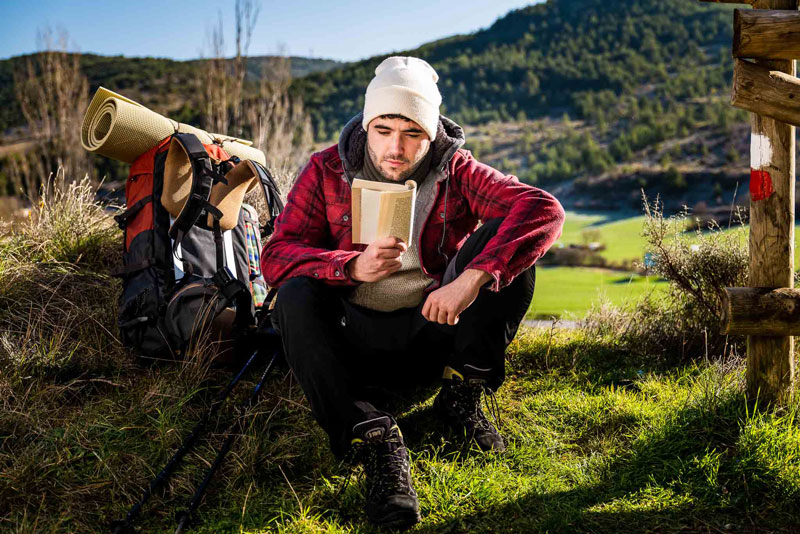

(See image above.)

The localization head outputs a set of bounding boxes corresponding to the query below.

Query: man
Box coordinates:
[262,56,564,530]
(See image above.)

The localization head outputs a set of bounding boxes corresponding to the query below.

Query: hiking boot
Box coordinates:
[349,415,420,530]
[433,367,505,452]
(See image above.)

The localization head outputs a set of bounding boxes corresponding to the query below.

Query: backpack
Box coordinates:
[112,132,283,363]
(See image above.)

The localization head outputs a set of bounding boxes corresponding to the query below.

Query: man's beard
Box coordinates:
[367,143,428,181]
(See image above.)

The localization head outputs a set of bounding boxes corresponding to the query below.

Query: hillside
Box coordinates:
[0,0,760,211]
[289,0,751,211]
[0,53,341,134]
[294,0,734,137]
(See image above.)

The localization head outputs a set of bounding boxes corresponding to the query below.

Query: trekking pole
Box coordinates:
[174,349,280,534]
[110,348,262,534]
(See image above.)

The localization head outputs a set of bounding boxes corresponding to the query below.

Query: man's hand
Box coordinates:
[422,269,492,325]
[347,236,407,282]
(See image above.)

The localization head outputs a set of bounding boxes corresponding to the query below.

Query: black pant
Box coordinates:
[271,218,535,458]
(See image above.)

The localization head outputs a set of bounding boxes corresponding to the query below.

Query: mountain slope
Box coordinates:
[0,54,340,133]
[0,0,751,210]
[293,0,735,138]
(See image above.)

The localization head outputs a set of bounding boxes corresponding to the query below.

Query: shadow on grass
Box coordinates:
[505,330,657,389]
[407,393,795,534]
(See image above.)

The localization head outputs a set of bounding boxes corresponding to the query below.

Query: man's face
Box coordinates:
[366,116,431,182]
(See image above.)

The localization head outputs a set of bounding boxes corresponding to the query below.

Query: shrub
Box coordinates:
[539,245,607,268]
[584,194,748,361]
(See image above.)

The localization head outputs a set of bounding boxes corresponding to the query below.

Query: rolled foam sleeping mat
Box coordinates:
[81,87,267,166]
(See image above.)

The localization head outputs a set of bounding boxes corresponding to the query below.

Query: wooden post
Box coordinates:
[731,59,800,126]
[722,287,800,335]
[746,0,797,405]
[734,9,800,59]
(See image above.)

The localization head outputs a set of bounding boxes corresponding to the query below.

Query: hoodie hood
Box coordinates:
[337,112,465,185]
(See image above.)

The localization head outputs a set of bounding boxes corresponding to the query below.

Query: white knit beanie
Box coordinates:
[362,56,442,141]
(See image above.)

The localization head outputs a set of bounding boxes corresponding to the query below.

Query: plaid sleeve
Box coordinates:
[454,151,565,292]
[260,154,361,288]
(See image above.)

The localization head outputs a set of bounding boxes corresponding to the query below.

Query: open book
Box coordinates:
[351,178,417,245]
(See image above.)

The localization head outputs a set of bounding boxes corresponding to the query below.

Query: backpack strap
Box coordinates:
[211,266,255,330]
[167,133,228,252]
[245,162,284,312]
[114,195,153,229]
[212,219,225,272]
[251,161,284,237]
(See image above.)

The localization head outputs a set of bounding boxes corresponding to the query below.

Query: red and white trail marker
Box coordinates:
[750,132,774,201]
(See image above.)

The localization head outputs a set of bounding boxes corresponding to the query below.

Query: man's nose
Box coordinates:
[390,134,404,155]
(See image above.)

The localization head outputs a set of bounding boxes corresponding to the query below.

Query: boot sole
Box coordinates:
[369,508,421,531]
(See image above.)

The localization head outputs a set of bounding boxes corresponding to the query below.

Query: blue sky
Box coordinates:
[0,0,539,62]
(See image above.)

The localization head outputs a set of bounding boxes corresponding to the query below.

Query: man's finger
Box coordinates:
[378,259,402,271]
[374,248,403,260]
[447,309,459,326]
[375,266,398,277]
[374,236,407,251]
[422,296,432,321]
[427,301,438,323]
[437,308,448,325]
[388,236,408,251]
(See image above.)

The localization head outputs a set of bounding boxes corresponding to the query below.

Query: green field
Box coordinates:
[538,211,751,320]
[557,210,800,266]
[557,212,649,264]
[527,266,667,320]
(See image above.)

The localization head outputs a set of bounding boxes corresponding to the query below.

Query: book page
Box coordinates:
[351,179,416,245]
[387,193,413,244]
[359,188,383,243]
[352,178,409,192]
[351,186,362,243]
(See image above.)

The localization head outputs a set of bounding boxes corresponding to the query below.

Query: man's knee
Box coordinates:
[271,276,335,330]
[453,217,505,274]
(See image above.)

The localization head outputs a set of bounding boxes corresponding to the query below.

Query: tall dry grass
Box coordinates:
[201,0,313,188]
[0,170,121,376]
[0,169,299,532]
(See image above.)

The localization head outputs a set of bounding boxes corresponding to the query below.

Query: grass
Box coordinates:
[5,325,800,533]
[529,210,674,320]
[3,183,800,533]
[526,266,667,320]
[558,212,648,265]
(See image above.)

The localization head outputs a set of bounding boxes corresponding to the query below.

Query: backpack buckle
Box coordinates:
[212,266,235,288]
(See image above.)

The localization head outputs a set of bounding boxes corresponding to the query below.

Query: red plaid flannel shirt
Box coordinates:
[261,144,565,293]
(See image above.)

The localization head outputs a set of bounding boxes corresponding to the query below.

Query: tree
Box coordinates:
[12,27,90,198]
[243,51,314,177]
[666,165,686,190]
[202,0,260,136]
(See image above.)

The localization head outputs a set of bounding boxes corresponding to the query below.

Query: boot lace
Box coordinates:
[448,380,502,435]
[363,435,413,502]
[336,432,413,502]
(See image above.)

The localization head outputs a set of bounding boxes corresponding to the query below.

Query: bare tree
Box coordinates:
[12,27,90,198]
[233,0,260,135]
[203,15,229,134]
[200,2,313,206]
[245,52,313,173]
[202,0,260,136]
